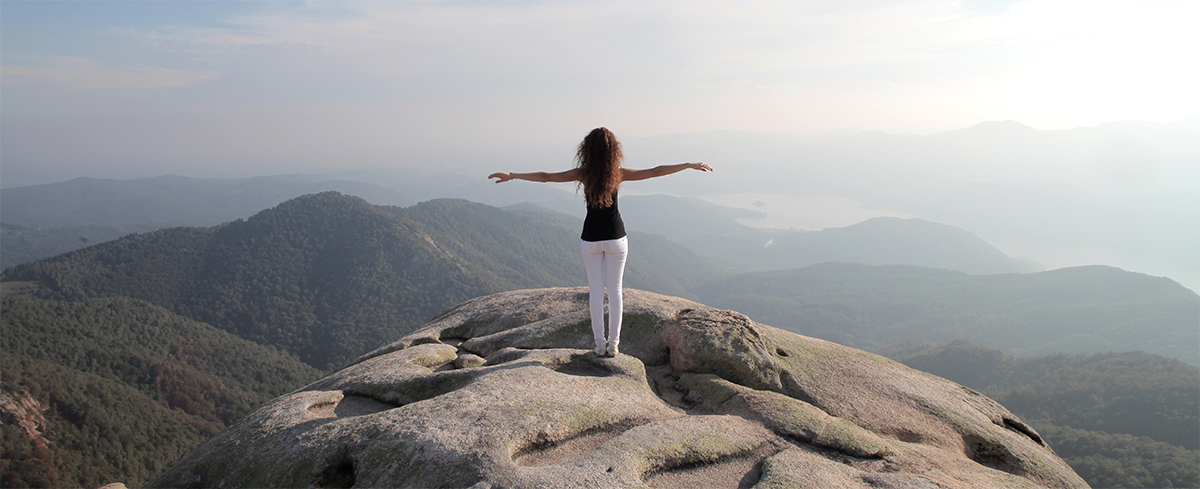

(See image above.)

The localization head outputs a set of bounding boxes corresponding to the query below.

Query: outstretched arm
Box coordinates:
[621,162,712,181]
[489,168,581,183]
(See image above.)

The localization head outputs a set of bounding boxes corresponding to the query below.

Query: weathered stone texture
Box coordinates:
[150,287,1088,488]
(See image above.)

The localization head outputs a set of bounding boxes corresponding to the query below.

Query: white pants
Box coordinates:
[581,237,628,348]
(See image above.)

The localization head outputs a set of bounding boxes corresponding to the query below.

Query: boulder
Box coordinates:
[149,288,1087,488]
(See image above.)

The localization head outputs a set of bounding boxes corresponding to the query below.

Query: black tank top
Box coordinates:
[581,190,626,242]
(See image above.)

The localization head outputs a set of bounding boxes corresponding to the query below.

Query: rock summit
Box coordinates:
[150,288,1087,488]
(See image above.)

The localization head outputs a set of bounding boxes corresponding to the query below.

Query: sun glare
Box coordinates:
[1001,0,1200,127]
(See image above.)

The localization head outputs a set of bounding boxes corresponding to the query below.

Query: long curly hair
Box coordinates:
[575,127,623,208]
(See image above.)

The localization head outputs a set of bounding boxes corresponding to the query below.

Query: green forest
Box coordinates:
[1031,421,1199,489]
[1,295,320,488]
[886,340,1200,488]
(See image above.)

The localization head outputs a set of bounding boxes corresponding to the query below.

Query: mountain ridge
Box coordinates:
[2,192,716,369]
[1,174,1054,278]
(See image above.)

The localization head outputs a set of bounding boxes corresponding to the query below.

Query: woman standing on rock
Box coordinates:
[489,127,712,358]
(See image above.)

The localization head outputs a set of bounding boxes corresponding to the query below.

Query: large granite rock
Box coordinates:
[149,288,1087,488]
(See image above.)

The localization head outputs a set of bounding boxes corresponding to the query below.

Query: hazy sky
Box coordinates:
[2,0,1197,185]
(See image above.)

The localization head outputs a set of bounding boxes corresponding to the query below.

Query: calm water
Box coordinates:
[693,192,913,231]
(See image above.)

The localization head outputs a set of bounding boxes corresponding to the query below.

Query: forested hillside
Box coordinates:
[694,262,1200,364]
[2,193,716,369]
[886,340,1199,488]
[0,295,321,488]
[1030,421,1199,489]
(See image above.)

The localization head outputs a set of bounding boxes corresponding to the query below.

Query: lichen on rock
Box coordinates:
[149,287,1088,488]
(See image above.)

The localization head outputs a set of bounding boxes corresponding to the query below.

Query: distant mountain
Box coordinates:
[617,195,1041,274]
[0,294,321,488]
[693,262,1200,364]
[1,221,167,270]
[2,193,716,370]
[392,172,586,213]
[768,216,1042,274]
[883,340,1199,488]
[0,174,414,228]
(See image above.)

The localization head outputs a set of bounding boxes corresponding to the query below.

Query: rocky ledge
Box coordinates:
[149,288,1087,488]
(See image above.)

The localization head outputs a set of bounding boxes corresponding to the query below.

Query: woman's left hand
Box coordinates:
[689,162,713,172]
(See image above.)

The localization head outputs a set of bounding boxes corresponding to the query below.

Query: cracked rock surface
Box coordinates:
[149,288,1088,488]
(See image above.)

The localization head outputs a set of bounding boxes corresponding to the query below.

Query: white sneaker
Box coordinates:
[595,344,606,356]
[606,344,618,357]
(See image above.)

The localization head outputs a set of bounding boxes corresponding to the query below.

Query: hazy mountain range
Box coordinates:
[2,174,1041,276]
[618,195,1042,274]
[621,118,1200,292]
[6,117,1193,290]
[694,262,1198,364]
[0,174,413,229]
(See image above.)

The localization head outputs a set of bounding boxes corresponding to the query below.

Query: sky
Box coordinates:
[2,0,1198,185]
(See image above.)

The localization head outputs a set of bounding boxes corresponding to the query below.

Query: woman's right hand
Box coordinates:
[488,172,513,183]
